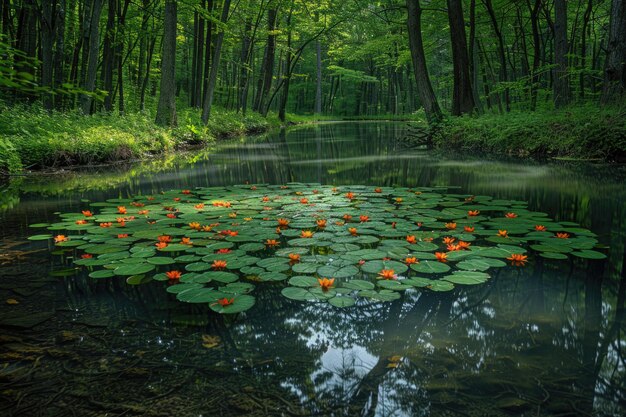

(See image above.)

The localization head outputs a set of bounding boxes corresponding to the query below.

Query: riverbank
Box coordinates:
[0,104,284,175]
[432,105,626,161]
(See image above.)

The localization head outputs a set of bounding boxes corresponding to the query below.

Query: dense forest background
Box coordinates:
[1,0,624,124]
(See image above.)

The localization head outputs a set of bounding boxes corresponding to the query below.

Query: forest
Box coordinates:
[0,0,625,173]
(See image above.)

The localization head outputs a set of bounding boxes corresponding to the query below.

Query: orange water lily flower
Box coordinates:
[313,189,319,194]
[75,219,88,225]
[217,298,235,307]
[81,254,93,259]
[138,210,149,215]
[442,237,456,245]
[212,260,227,270]
[262,196,270,202]
[445,222,457,230]
[228,212,238,218]
[555,232,570,239]
[201,225,213,232]
[54,235,68,243]
[457,241,471,250]
[277,218,290,227]
[300,198,309,204]
[335,221,345,226]
[505,212,518,218]
[359,215,370,223]
[507,253,528,266]
[346,192,355,200]
[424,237,434,242]
[289,253,301,263]
[348,227,358,236]
[280,185,288,189]
[158,235,172,243]
[468,210,480,216]
[189,222,201,230]
[155,242,168,249]
[374,188,382,193]
[276,227,282,234]
[166,213,177,219]
[117,234,128,239]
[497,230,508,238]
[406,235,417,244]
[166,270,182,280]
[82,210,93,217]
[464,226,475,233]
[182,189,191,195]
[181,237,193,245]
[318,277,335,291]
[405,257,419,265]
[535,225,547,231]
[395,198,403,204]
[244,217,252,221]
[265,239,280,247]
[378,269,397,280]
[100,222,112,228]
[117,217,127,223]
[343,214,353,222]
[435,252,448,263]
[216,248,232,254]
[173,197,181,202]
[447,244,461,251]
[250,186,257,190]
[117,206,127,214]
[195,203,205,210]
[301,230,314,238]
[131,202,145,207]
[147,196,155,201]
[316,219,327,228]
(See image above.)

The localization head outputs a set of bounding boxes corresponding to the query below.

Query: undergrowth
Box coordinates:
[433,105,626,160]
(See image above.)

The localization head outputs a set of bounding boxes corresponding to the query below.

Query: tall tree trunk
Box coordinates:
[40,0,56,110]
[484,0,510,111]
[238,18,252,113]
[140,32,156,111]
[553,0,571,107]
[80,0,103,114]
[468,0,482,113]
[254,7,278,115]
[406,0,442,124]
[527,0,542,110]
[601,0,626,104]
[579,0,593,99]
[193,0,205,108]
[202,0,213,105]
[201,0,230,124]
[315,38,322,114]
[278,7,293,122]
[53,0,66,110]
[101,0,117,111]
[155,0,177,126]
[116,0,129,114]
[447,0,475,115]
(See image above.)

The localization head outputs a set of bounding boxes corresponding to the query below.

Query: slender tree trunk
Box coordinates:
[140,32,156,111]
[53,0,66,110]
[155,0,177,126]
[527,0,542,111]
[278,5,293,122]
[468,0,482,113]
[80,0,103,114]
[579,0,593,99]
[102,0,116,111]
[238,18,252,113]
[202,0,213,105]
[201,0,231,124]
[254,7,278,115]
[193,0,205,108]
[40,0,56,110]
[116,0,129,114]
[406,0,442,124]
[601,0,626,103]
[447,0,475,115]
[484,0,510,111]
[553,0,571,107]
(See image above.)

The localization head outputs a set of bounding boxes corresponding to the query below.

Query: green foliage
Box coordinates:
[0,103,279,171]
[433,106,626,160]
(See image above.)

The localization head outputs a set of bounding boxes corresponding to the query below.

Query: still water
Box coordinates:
[1,122,625,416]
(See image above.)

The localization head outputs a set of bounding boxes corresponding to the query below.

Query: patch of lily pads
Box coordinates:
[29,183,606,314]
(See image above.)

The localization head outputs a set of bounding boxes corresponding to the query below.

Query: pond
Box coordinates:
[1,122,625,417]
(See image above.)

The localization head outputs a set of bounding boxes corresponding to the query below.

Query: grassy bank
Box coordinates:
[0,104,280,175]
[432,105,626,161]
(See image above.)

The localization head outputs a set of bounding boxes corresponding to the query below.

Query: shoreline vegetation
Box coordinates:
[2,104,625,176]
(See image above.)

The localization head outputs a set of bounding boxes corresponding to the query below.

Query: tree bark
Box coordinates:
[527,0,542,111]
[553,0,571,107]
[483,0,510,111]
[155,0,177,126]
[601,0,626,104]
[406,0,442,124]
[201,0,231,124]
[40,0,56,110]
[80,0,103,114]
[254,7,278,115]
[447,0,475,115]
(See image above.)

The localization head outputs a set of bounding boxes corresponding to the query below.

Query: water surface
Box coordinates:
[1,122,625,416]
